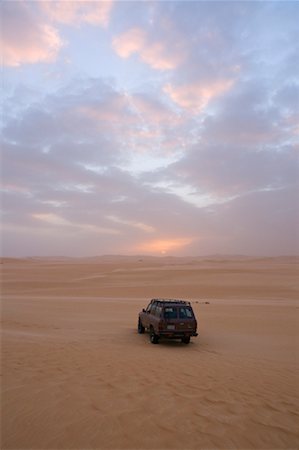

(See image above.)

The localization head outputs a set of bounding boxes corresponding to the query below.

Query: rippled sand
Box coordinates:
[1,256,299,449]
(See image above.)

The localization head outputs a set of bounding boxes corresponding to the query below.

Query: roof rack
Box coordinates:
[150,298,191,306]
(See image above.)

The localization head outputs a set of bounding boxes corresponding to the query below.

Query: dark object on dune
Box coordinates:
[138,298,198,344]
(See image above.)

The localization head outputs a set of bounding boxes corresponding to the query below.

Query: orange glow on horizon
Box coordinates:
[137,237,193,255]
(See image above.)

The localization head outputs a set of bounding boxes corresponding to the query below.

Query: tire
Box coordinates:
[150,326,159,344]
[181,336,190,344]
[138,318,145,334]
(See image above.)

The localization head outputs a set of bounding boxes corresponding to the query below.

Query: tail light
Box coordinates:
[158,321,166,331]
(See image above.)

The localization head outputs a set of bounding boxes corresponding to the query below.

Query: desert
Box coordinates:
[1,256,299,449]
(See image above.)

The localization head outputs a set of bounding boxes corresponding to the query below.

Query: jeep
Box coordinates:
[138,298,198,344]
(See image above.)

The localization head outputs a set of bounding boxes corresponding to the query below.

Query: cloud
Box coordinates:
[140,41,185,71]
[157,143,297,201]
[129,93,180,125]
[40,1,114,27]
[2,79,131,157]
[2,2,298,257]
[107,215,155,233]
[1,1,114,68]
[112,26,185,70]
[164,79,234,112]
[112,28,145,58]
[32,213,120,235]
[3,71,298,257]
[199,77,299,147]
[207,186,299,256]
[2,2,63,67]
[32,213,70,226]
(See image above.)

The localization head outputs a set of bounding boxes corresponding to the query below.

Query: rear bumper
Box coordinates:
[158,331,198,338]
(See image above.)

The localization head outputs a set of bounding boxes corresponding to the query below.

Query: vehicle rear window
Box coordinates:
[178,307,194,319]
[163,307,178,319]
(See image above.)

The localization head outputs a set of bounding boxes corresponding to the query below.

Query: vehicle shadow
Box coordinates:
[134,329,199,348]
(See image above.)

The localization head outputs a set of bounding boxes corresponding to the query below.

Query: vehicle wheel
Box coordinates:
[138,318,145,334]
[182,336,190,344]
[150,326,159,344]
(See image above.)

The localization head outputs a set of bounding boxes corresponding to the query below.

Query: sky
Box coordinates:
[1,0,299,257]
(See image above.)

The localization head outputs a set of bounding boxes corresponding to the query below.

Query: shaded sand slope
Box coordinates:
[1,257,299,449]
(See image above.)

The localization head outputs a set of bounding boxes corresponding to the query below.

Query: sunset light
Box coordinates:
[137,238,194,255]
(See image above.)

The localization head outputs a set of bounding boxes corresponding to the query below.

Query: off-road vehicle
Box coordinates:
[138,298,198,344]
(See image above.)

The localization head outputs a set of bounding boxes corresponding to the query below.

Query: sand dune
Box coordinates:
[1,256,299,449]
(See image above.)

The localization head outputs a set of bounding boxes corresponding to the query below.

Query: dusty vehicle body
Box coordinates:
[138,298,198,344]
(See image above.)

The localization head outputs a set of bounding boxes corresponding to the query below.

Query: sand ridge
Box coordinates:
[1,256,299,449]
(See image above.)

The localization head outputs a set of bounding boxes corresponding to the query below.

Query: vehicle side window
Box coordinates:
[146,303,153,313]
[150,304,157,315]
[155,306,162,317]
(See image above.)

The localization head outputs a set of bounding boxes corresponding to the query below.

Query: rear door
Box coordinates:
[176,306,196,332]
[163,306,178,332]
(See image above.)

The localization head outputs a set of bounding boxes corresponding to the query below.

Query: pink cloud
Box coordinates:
[140,41,184,70]
[130,129,161,140]
[40,1,114,27]
[78,106,120,123]
[164,79,234,112]
[112,27,185,70]
[77,91,180,130]
[284,113,299,136]
[130,94,180,124]
[2,2,63,67]
[77,100,134,125]
[112,28,146,58]
[2,1,114,68]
